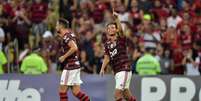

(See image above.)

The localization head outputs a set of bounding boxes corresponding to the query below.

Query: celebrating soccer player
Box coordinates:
[100,9,136,101]
[56,18,90,101]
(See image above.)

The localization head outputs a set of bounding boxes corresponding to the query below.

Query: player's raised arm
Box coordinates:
[112,9,124,37]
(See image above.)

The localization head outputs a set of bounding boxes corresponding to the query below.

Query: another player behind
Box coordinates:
[56,18,90,101]
[100,10,136,101]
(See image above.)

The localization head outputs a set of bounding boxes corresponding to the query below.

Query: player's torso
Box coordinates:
[61,32,80,70]
[105,37,131,73]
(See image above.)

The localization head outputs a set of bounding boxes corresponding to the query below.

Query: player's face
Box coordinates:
[56,22,63,37]
[107,24,118,40]
[107,24,117,36]
[56,22,61,32]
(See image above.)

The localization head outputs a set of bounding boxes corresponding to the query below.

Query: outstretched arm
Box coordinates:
[100,55,110,76]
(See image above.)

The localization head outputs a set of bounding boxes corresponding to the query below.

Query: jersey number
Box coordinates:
[110,49,117,58]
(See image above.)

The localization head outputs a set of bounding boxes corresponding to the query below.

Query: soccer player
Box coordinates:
[56,18,90,101]
[100,11,136,101]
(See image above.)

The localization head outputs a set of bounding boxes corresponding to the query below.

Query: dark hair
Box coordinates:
[106,22,117,28]
[145,47,156,54]
[58,18,69,28]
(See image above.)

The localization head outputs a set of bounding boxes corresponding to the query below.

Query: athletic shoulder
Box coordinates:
[63,32,77,44]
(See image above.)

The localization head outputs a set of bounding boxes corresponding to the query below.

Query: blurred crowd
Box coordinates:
[0,0,201,75]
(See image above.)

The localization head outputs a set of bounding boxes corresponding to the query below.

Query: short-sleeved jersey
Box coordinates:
[104,36,131,74]
[61,32,80,70]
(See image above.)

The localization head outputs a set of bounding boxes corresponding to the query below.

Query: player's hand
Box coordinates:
[59,56,65,63]
[112,11,119,19]
[99,69,105,77]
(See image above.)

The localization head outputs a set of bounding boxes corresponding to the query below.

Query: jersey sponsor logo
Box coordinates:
[110,42,116,49]
[0,80,41,101]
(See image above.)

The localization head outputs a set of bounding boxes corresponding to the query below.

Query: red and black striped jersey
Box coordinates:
[61,32,80,70]
[104,36,131,74]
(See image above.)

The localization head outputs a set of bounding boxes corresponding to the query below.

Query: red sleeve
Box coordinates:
[119,36,127,42]
[104,44,109,55]
[64,33,76,45]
